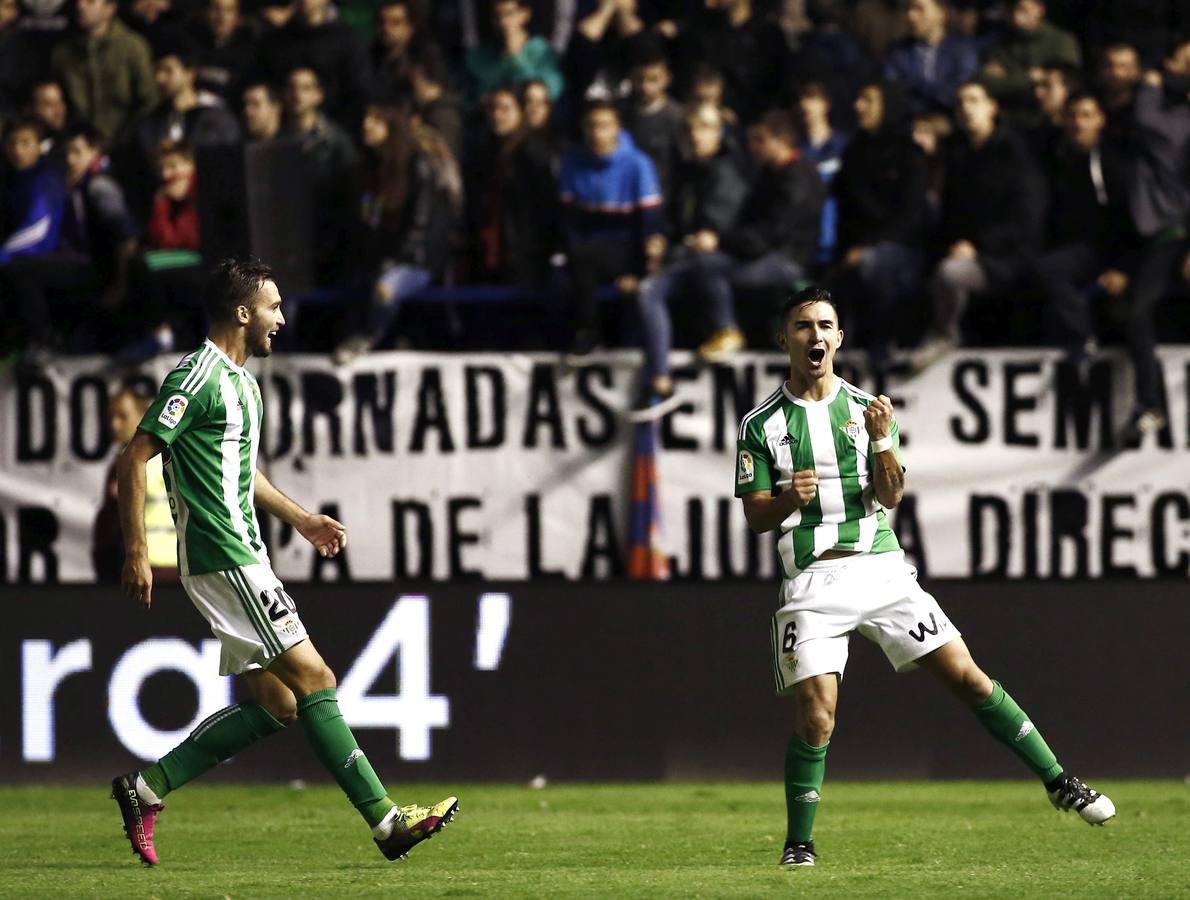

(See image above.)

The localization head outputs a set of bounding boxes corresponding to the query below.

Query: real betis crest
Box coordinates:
[840,419,862,440]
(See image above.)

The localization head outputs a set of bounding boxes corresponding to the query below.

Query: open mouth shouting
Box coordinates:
[808,346,826,368]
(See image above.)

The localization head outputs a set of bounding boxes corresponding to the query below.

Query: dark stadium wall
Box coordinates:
[2,582,1186,783]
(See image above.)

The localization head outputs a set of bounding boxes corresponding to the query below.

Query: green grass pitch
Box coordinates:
[1,781,1186,898]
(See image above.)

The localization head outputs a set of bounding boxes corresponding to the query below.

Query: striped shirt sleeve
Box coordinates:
[139,353,214,445]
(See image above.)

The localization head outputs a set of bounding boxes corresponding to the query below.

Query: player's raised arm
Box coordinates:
[255,468,347,557]
[864,394,904,509]
[118,430,165,608]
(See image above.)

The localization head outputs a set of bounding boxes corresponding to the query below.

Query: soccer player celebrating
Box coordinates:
[112,258,458,865]
[735,286,1113,868]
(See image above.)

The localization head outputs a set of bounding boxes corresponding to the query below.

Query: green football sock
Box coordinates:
[972,681,1064,783]
[296,688,395,827]
[785,736,829,843]
[142,702,286,799]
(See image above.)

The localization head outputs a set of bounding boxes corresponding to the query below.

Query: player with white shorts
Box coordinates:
[737,286,1114,869]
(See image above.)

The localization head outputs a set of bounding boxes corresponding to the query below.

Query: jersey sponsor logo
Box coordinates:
[793,790,820,803]
[778,434,799,446]
[737,450,755,484]
[839,419,863,440]
[1014,720,1034,742]
[157,395,189,429]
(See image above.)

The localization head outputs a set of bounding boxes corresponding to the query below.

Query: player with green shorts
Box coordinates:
[736,286,1114,868]
[111,258,457,866]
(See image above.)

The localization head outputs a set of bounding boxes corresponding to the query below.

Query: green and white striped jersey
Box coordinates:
[139,340,270,577]
[735,378,902,577]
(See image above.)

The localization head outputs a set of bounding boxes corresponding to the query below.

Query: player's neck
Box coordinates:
[206,329,249,367]
[785,369,836,403]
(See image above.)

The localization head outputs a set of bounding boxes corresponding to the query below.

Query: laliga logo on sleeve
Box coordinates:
[158,395,189,429]
[737,450,755,484]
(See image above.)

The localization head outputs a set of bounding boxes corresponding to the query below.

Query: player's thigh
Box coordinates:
[916,637,994,704]
[855,554,960,673]
[242,669,299,723]
[772,574,855,695]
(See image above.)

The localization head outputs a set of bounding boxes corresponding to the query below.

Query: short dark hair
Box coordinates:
[751,109,798,146]
[243,82,282,105]
[63,121,107,150]
[781,286,839,323]
[798,81,831,103]
[3,116,44,142]
[583,97,620,121]
[203,257,275,323]
[1064,89,1102,111]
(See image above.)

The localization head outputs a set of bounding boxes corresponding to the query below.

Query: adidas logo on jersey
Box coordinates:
[778,434,799,446]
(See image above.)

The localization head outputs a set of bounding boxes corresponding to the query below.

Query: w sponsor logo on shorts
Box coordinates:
[343,748,364,768]
[908,612,948,643]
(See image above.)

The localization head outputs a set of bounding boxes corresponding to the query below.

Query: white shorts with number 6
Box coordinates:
[770,551,958,694]
[181,563,309,675]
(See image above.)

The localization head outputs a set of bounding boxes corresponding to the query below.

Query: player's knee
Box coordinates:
[316,664,337,692]
[799,706,835,745]
[953,665,993,706]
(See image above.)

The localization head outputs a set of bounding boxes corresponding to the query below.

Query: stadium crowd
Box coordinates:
[2,0,1189,426]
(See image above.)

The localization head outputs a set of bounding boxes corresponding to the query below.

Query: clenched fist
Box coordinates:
[864,395,894,441]
[787,469,819,509]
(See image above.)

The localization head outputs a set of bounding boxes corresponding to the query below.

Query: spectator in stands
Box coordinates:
[1106,67,1190,433]
[631,101,748,418]
[912,80,1045,370]
[371,0,422,103]
[1031,91,1127,361]
[981,0,1081,114]
[1101,42,1143,123]
[285,66,360,285]
[560,98,665,356]
[832,81,929,377]
[1083,0,1190,70]
[704,109,824,353]
[254,0,371,129]
[136,43,241,169]
[2,123,136,361]
[27,80,70,168]
[796,81,846,267]
[193,0,257,102]
[1026,62,1079,153]
[465,0,565,102]
[671,0,790,124]
[911,109,952,208]
[520,78,554,134]
[124,0,186,54]
[408,42,464,163]
[51,0,157,144]
[686,64,740,136]
[147,139,199,251]
[622,43,687,208]
[333,103,462,364]
[788,0,874,131]
[126,138,204,361]
[465,86,557,285]
[883,0,979,116]
[242,82,283,142]
[1,0,43,120]
[565,0,645,101]
[93,384,177,584]
[0,118,63,265]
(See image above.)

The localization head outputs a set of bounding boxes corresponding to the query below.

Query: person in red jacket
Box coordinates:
[147,138,200,250]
